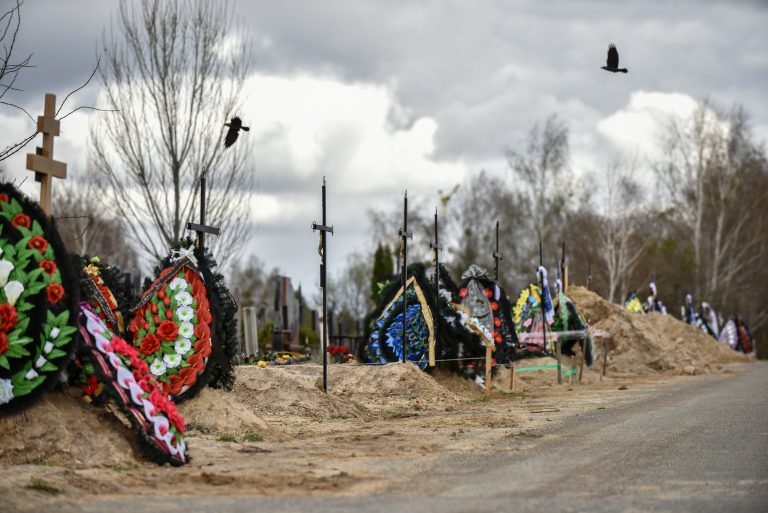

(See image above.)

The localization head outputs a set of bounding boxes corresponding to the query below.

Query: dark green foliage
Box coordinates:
[370,243,394,303]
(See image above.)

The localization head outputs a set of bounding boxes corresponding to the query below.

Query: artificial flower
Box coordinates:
[169,277,188,292]
[484,288,493,298]
[27,235,48,254]
[493,317,502,327]
[163,353,182,368]
[177,321,194,339]
[4,281,24,305]
[140,334,161,355]
[174,290,193,306]
[176,305,194,322]
[174,338,192,354]
[149,358,167,376]
[39,259,57,276]
[157,320,179,341]
[46,282,65,304]
[0,303,18,331]
[0,259,13,286]
[0,193,8,204]
[490,302,499,311]
[0,332,8,355]
[459,288,467,298]
[0,378,14,405]
[49,326,60,339]
[11,213,30,229]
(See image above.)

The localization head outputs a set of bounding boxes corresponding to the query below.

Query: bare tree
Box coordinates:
[328,251,373,324]
[90,0,253,270]
[593,155,648,303]
[54,178,139,271]
[505,114,572,264]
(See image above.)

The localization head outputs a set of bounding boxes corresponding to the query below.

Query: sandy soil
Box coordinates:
[0,288,755,512]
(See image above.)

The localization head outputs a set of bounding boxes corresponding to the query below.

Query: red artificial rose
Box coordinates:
[484,288,493,298]
[11,213,30,229]
[28,235,48,254]
[459,288,467,298]
[0,332,8,356]
[151,304,158,313]
[46,283,65,304]
[158,288,166,299]
[493,317,502,328]
[163,296,171,306]
[494,333,502,343]
[140,333,161,355]
[0,303,18,332]
[165,309,173,319]
[0,193,8,204]
[490,302,499,311]
[153,315,160,325]
[156,320,179,341]
[39,259,57,275]
[83,374,99,395]
[341,346,349,355]
[149,387,170,412]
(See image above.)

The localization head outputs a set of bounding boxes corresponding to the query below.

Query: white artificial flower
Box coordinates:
[0,378,14,405]
[4,281,24,305]
[163,353,182,368]
[177,322,194,339]
[174,338,192,355]
[169,277,188,292]
[174,290,193,306]
[0,259,13,286]
[25,369,38,380]
[150,358,167,376]
[49,327,60,339]
[43,341,54,354]
[35,356,47,368]
[176,305,194,322]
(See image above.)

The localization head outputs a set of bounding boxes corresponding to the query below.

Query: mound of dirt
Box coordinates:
[0,390,139,468]
[178,387,274,438]
[330,362,462,412]
[567,286,749,375]
[234,365,368,418]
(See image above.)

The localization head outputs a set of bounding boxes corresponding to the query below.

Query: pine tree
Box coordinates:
[371,243,394,303]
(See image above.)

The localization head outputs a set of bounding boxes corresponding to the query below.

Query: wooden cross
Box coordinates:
[186,172,220,248]
[26,93,67,216]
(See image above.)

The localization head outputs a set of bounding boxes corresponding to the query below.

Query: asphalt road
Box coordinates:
[62,363,768,513]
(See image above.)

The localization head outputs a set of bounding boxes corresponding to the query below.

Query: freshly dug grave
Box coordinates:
[177,387,274,437]
[567,286,750,375]
[0,390,139,468]
[234,362,462,417]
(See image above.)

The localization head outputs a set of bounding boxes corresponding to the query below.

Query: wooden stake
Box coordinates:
[555,338,562,385]
[578,342,585,383]
[485,344,493,397]
[509,362,515,391]
[601,339,608,380]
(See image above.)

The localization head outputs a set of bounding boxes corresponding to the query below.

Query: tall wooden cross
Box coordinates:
[398,191,413,364]
[26,94,67,216]
[493,220,503,281]
[187,171,221,248]
[429,207,442,364]
[312,177,333,393]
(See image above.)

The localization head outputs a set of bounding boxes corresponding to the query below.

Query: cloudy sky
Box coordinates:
[1,0,766,293]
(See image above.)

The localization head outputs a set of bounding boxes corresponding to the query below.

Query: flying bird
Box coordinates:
[601,44,628,73]
[224,116,249,148]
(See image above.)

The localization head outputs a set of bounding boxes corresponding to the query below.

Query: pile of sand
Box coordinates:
[567,286,749,375]
[234,365,368,418]
[233,362,462,417]
[177,387,274,437]
[0,391,139,468]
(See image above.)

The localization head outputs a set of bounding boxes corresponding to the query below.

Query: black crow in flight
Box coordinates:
[602,44,628,73]
[224,117,249,148]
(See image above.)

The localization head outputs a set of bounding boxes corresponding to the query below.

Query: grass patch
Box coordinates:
[35,459,57,467]
[470,396,490,403]
[329,414,351,420]
[24,478,61,495]
[112,464,131,472]
[217,433,237,443]
[185,422,214,434]
[502,390,526,398]
[242,432,264,442]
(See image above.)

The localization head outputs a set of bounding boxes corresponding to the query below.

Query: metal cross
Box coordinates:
[187,172,221,249]
[398,191,413,364]
[493,220,503,282]
[26,93,67,216]
[429,207,442,364]
[312,177,333,393]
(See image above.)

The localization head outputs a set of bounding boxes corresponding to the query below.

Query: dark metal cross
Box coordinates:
[399,191,413,364]
[493,220,503,281]
[312,177,333,393]
[429,207,442,363]
[187,172,221,249]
